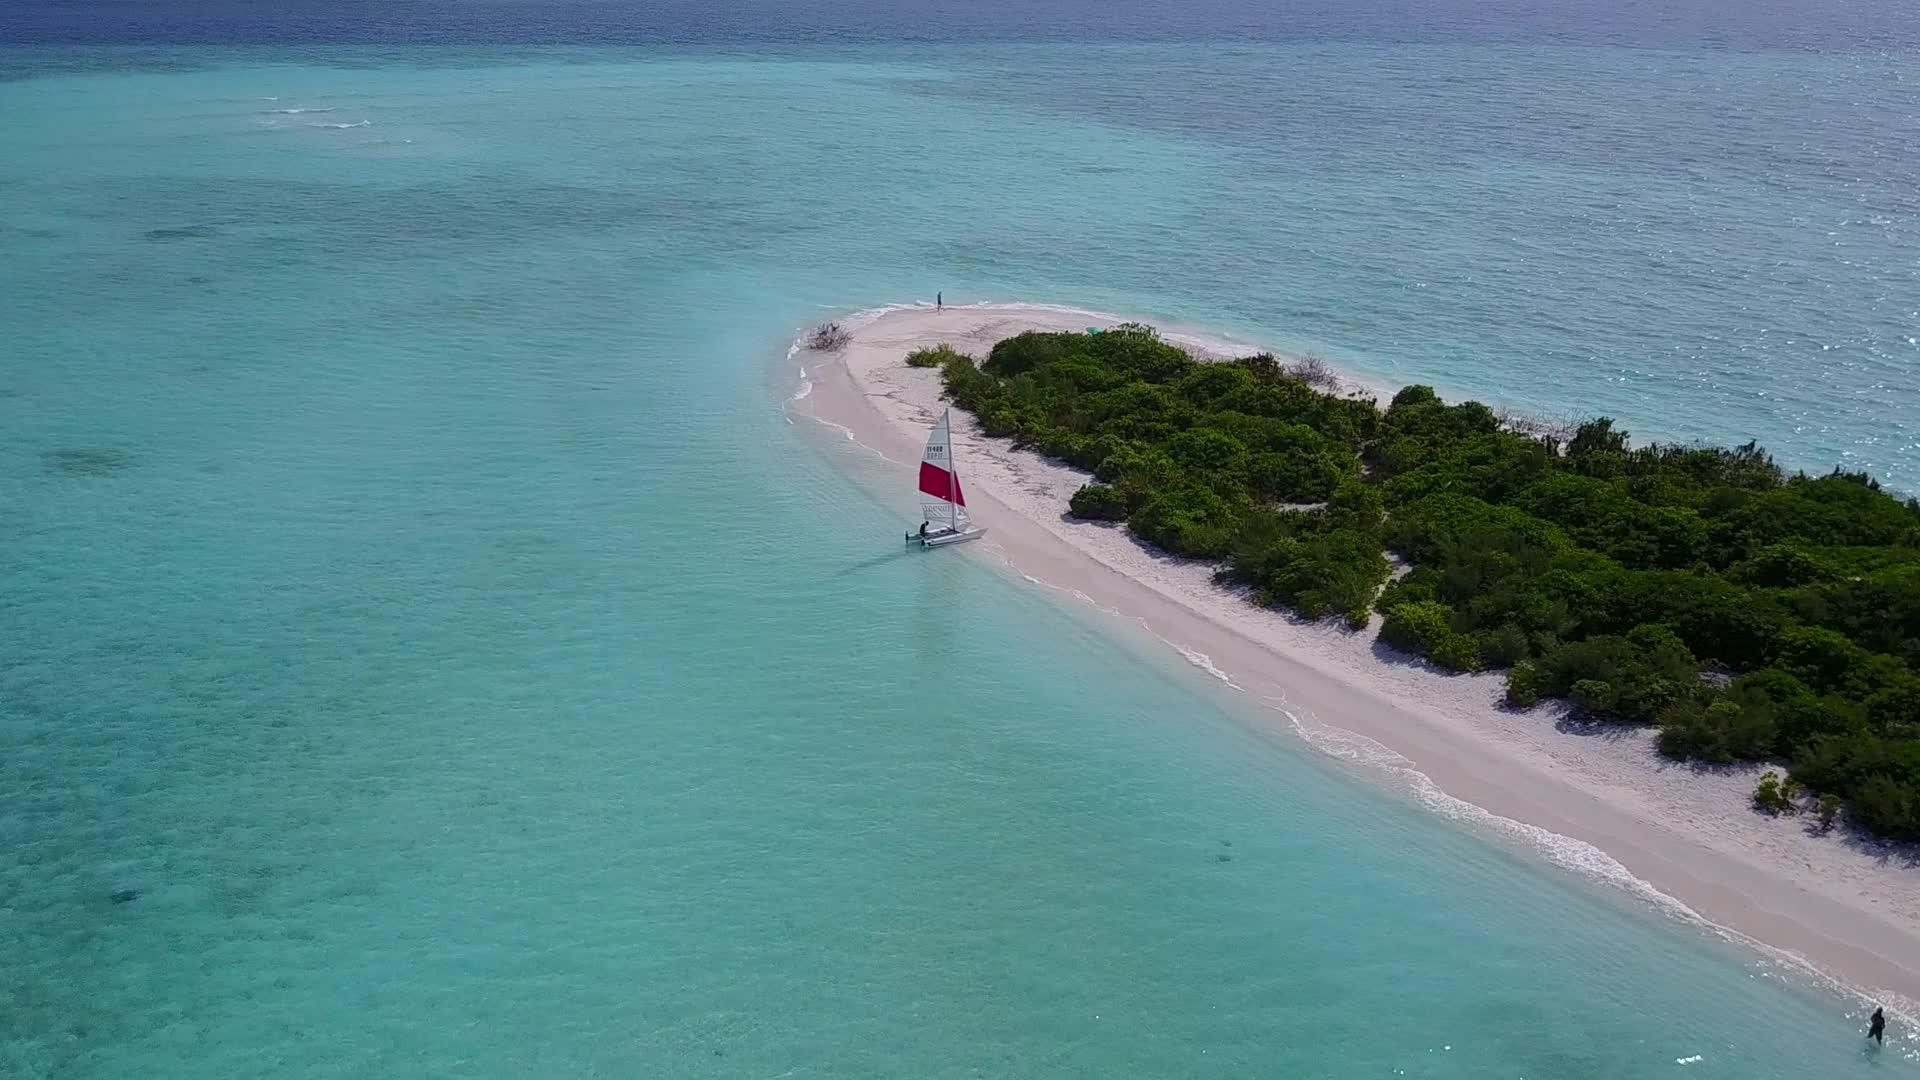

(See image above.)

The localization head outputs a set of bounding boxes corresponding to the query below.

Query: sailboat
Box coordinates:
[907,408,985,549]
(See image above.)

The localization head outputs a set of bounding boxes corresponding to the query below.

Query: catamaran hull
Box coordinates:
[910,527,987,549]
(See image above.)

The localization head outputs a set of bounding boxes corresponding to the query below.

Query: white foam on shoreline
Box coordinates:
[1166,643,1242,690]
[802,411,889,461]
[1010,569,1128,620]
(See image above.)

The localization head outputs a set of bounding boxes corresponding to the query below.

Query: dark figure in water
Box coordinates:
[918,521,929,538]
[936,292,942,311]
[1869,1006,1886,1045]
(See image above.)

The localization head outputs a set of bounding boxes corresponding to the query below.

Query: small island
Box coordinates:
[792,302,1920,999]
[919,322,1919,841]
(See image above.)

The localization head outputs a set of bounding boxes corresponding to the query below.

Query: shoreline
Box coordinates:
[786,301,1920,1012]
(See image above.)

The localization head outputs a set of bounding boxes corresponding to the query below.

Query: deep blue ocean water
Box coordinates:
[3,2,1918,1076]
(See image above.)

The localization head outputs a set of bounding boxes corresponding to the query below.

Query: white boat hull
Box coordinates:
[909,526,986,549]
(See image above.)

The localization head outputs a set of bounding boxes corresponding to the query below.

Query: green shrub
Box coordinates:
[1786,736,1853,793]
[1536,637,1635,695]
[1656,702,1710,760]
[1732,543,1830,587]
[1506,661,1541,707]
[1344,607,1371,631]
[1478,625,1531,669]
[1786,733,1920,839]
[1571,678,1615,714]
[1753,770,1797,815]
[1625,622,1688,658]
[1130,484,1245,559]
[1847,775,1918,840]
[1533,632,1701,725]
[1770,625,1875,694]
[1657,699,1775,763]
[1220,519,1389,623]
[1328,478,1385,532]
[906,343,970,369]
[984,331,1077,378]
[1431,634,1483,672]
[1815,793,1842,832]
[1718,701,1779,760]
[1380,600,1456,656]
[1068,484,1129,522]
[1374,569,1439,613]
[1868,677,1920,731]
[1774,693,1867,750]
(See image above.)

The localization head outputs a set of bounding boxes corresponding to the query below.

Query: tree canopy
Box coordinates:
[928,326,1920,841]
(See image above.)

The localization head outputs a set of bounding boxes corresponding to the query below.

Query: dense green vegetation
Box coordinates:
[928,324,1920,840]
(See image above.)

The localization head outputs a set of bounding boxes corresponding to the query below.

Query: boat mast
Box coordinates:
[946,409,959,532]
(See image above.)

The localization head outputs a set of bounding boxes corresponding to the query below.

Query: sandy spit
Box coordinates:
[788,301,1920,1011]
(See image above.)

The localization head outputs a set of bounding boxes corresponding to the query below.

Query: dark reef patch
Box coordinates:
[44,447,133,476]
[144,224,218,241]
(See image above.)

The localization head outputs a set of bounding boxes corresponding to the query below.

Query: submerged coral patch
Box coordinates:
[143,224,218,240]
[43,447,133,476]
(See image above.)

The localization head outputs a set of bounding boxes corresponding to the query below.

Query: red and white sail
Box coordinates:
[918,409,971,530]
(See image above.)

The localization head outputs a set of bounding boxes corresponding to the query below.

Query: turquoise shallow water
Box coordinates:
[3,43,1917,1078]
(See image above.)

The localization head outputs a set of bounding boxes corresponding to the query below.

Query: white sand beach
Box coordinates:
[788,301,1920,1008]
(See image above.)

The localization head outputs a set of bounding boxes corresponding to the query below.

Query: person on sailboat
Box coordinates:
[918,521,929,539]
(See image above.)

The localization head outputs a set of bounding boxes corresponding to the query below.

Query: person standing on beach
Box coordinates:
[1869,1006,1886,1045]
[936,291,942,312]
